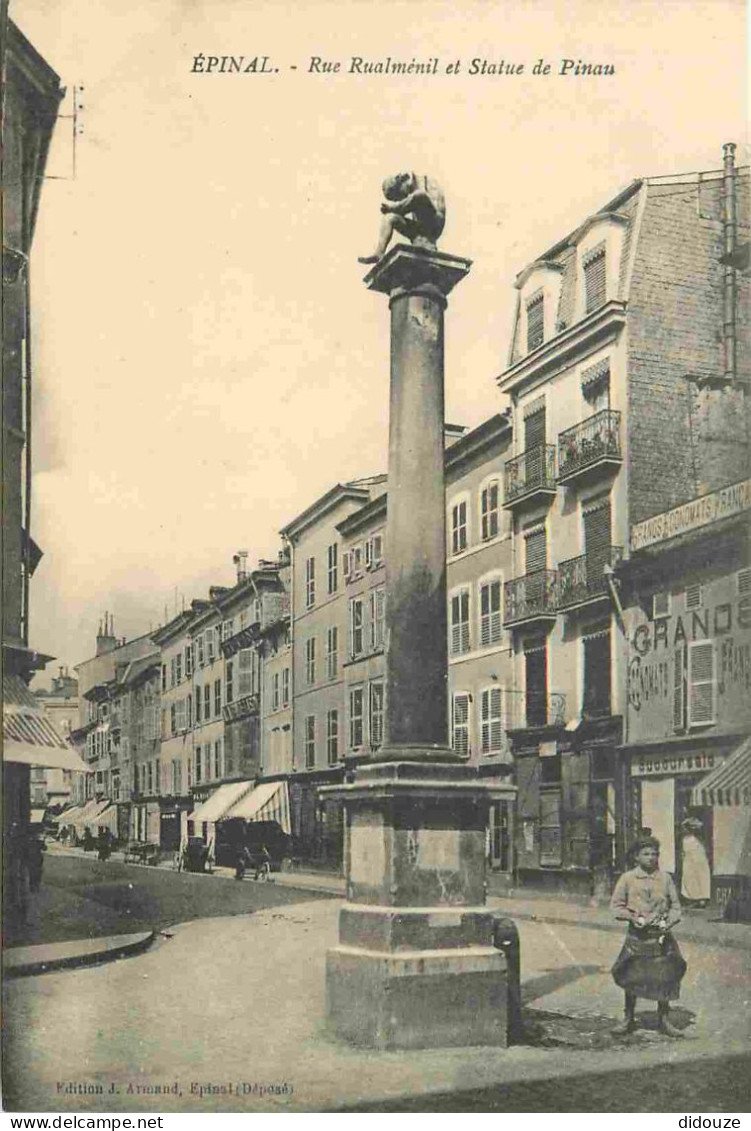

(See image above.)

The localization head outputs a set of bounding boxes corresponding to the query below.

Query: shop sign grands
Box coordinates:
[632,751,719,777]
[630,478,751,551]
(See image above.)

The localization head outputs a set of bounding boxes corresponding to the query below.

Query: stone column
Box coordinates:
[324,245,515,1050]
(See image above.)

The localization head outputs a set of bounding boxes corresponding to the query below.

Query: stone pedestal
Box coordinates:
[324,245,513,1049]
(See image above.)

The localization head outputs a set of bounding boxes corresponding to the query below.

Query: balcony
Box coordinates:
[503,444,557,509]
[504,570,558,629]
[557,546,623,612]
[507,690,567,730]
[557,409,622,485]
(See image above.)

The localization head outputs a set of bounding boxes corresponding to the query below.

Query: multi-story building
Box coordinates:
[279,478,385,866]
[497,145,749,894]
[260,551,293,779]
[121,652,161,845]
[32,668,80,812]
[152,607,200,847]
[620,481,751,913]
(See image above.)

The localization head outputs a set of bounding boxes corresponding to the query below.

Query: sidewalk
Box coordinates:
[4,897,750,1113]
[4,931,154,978]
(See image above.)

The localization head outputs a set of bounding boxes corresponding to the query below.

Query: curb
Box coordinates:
[3,930,156,979]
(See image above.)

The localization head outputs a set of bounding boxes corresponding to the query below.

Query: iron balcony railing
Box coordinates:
[557,409,622,482]
[504,444,556,505]
[504,569,558,626]
[506,689,567,729]
[557,546,624,609]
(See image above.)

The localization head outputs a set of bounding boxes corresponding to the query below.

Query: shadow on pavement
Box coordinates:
[521,964,603,1004]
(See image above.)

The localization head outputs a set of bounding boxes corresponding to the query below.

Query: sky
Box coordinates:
[12,0,748,684]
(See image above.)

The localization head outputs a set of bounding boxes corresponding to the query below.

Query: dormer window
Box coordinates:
[583,243,607,313]
[526,291,544,352]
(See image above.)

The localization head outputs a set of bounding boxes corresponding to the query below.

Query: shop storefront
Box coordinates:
[689,736,751,918]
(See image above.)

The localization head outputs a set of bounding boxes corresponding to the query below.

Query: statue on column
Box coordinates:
[358,173,445,264]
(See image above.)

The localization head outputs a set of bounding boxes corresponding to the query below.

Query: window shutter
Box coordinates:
[365,538,373,569]
[652,592,671,619]
[673,644,686,732]
[452,693,470,757]
[342,551,351,579]
[685,583,703,611]
[525,527,546,574]
[737,568,751,596]
[688,641,715,726]
[524,407,546,451]
[526,293,544,352]
[584,246,607,312]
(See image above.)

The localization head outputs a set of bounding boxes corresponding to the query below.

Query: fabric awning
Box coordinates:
[54,805,83,825]
[96,804,119,835]
[3,674,90,773]
[222,780,291,835]
[691,737,751,806]
[30,808,46,824]
[68,799,110,829]
[188,780,255,824]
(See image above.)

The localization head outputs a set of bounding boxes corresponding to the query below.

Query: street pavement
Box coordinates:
[3,887,750,1113]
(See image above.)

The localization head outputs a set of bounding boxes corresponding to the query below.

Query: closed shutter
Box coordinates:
[688,641,715,726]
[584,246,607,312]
[584,499,611,589]
[525,407,546,451]
[481,687,503,754]
[525,527,546,574]
[673,644,686,731]
[451,590,470,654]
[452,693,470,757]
[526,294,544,352]
[480,580,502,645]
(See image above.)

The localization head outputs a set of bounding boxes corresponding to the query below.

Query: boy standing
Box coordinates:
[610,835,687,1037]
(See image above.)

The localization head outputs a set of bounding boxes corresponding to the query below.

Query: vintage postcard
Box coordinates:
[2,0,749,1117]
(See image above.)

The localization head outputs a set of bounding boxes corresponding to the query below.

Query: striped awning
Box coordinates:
[690,737,751,807]
[222,780,291,835]
[3,675,90,773]
[96,804,119,835]
[67,799,110,829]
[187,780,255,825]
[54,805,83,825]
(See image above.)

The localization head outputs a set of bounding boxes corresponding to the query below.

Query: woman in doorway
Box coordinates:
[610,835,687,1037]
[680,818,711,907]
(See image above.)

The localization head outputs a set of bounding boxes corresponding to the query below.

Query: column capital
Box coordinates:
[363,244,472,299]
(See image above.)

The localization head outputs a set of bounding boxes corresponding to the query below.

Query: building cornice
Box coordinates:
[445,412,511,475]
[497,300,627,396]
[280,483,371,542]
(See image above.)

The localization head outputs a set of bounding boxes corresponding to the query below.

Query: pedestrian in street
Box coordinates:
[97,827,111,862]
[610,835,687,1038]
[235,842,250,880]
[680,818,711,907]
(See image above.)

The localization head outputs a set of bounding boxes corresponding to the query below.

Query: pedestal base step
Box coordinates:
[326,944,509,1049]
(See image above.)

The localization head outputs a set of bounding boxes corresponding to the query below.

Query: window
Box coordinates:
[479,577,502,646]
[185,645,193,678]
[582,624,611,717]
[176,653,182,684]
[253,598,262,624]
[526,291,544,352]
[305,556,315,608]
[525,637,548,726]
[282,667,290,707]
[226,660,234,704]
[688,641,716,726]
[195,688,202,724]
[450,588,470,656]
[582,359,610,413]
[738,568,751,596]
[304,715,315,769]
[214,740,222,780]
[369,682,384,748]
[583,496,611,584]
[172,759,182,795]
[480,687,503,755]
[450,498,468,555]
[685,584,703,611]
[222,620,233,642]
[161,664,167,691]
[272,672,280,711]
[349,688,364,749]
[305,637,316,685]
[452,692,470,757]
[147,762,154,794]
[480,480,500,541]
[186,693,193,729]
[170,657,176,688]
[238,648,252,697]
[524,525,546,574]
[652,592,671,619]
[369,587,385,650]
[540,790,562,866]
[214,679,221,716]
[197,635,205,667]
[365,532,384,570]
[195,745,202,784]
[326,626,338,680]
[326,709,339,766]
[349,598,364,658]
[207,629,215,662]
[204,684,211,720]
[175,698,186,733]
[327,543,338,594]
[583,243,607,313]
[673,643,686,732]
[170,703,177,736]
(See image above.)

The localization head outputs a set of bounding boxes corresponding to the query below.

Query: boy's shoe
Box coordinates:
[658,1019,684,1038]
[611,1018,636,1036]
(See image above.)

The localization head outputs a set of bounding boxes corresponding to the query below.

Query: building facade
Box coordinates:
[497,146,749,894]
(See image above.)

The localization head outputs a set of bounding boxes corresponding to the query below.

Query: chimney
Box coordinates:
[722,141,737,384]
[233,550,248,583]
[95,611,118,657]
